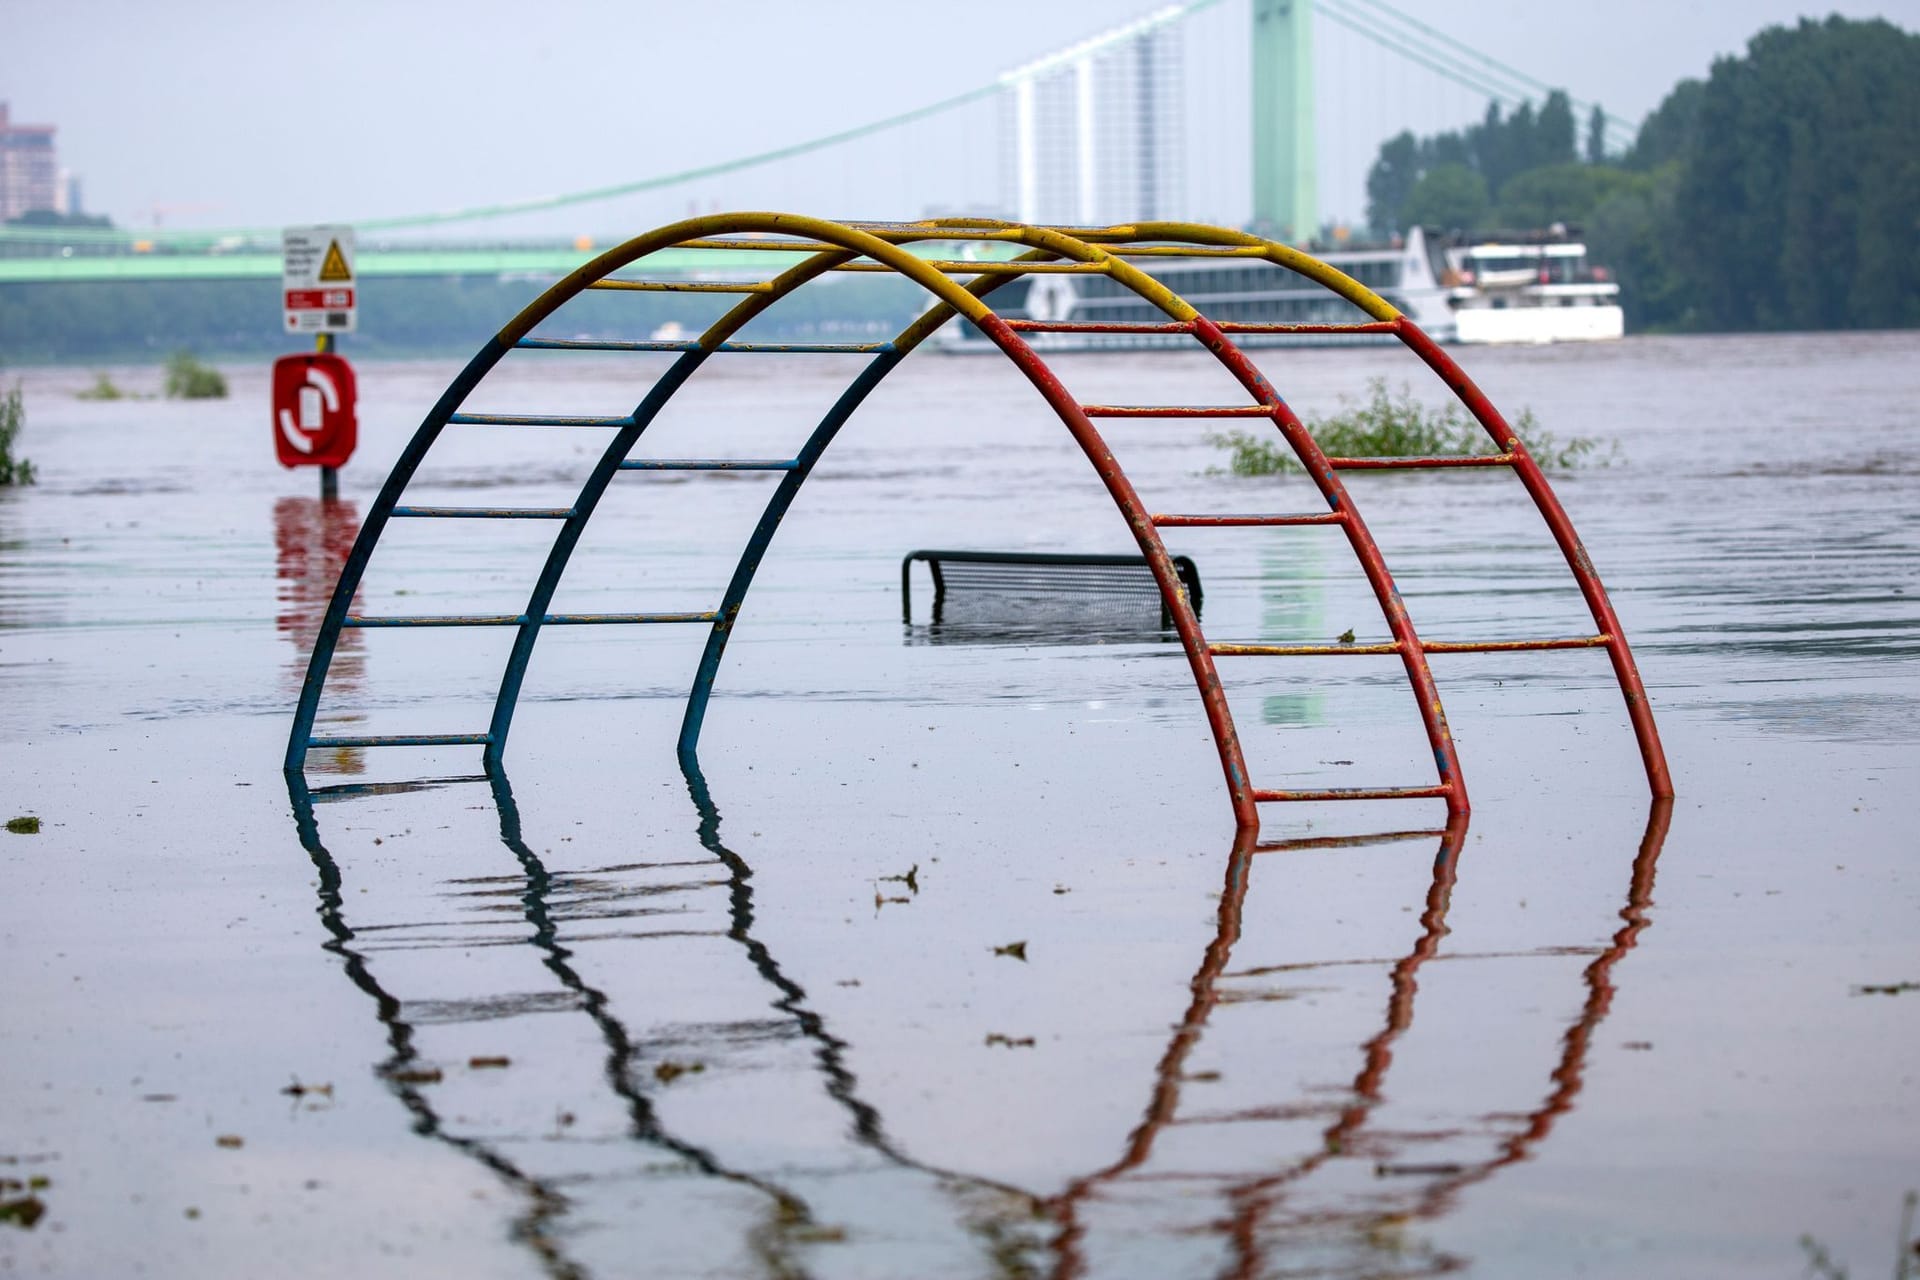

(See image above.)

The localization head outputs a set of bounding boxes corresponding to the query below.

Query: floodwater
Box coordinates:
[1,330,1916,1279]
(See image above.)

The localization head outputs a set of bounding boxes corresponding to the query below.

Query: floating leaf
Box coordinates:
[654,1060,706,1084]
[992,941,1028,961]
[280,1079,333,1098]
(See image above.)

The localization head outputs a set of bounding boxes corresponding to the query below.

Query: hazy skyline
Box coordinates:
[6,0,1918,236]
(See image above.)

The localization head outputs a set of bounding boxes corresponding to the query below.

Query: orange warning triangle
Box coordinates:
[317,239,352,282]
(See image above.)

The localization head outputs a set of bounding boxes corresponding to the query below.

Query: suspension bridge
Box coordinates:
[0,0,1635,286]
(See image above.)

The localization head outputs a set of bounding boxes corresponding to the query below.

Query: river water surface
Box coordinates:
[2,331,1916,1278]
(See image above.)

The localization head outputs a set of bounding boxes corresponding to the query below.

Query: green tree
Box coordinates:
[0,384,34,485]
[1626,79,1704,171]
[1586,105,1608,164]
[1366,131,1422,234]
[1677,16,1920,330]
[1586,164,1695,331]
[1473,101,1521,194]
[1497,164,1635,229]
[1535,91,1577,172]
[1364,88,1582,233]
[1403,164,1490,232]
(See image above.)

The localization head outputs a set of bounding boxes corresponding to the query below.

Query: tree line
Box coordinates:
[1363,15,1919,332]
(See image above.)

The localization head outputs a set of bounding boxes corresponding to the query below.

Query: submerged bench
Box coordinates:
[901,549,1203,633]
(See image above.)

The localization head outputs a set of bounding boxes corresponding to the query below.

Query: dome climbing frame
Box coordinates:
[286,214,1672,833]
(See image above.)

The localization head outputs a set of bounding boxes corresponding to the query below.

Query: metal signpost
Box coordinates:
[280,226,358,497]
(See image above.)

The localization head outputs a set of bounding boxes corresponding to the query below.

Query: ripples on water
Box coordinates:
[1,331,1916,1277]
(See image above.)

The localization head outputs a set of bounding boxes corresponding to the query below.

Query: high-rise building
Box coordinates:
[999,10,1184,228]
[0,103,61,221]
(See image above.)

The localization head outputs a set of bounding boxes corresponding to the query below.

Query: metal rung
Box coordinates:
[1153,512,1343,528]
[1212,634,1611,657]
[672,237,838,252]
[1215,640,1400,656]
[390,506,574,519]
[1253,785,1453,803]
[307,733,491,749]
[835,260,1108,275]
[718,341,893,353]
[619,458,799,471]
[543,612,716,625]
[1326,453,1515,470]
[1081,404,1272,418]
[1253,828,1449,853]
[449,413,634,428]
[1114,246,1275,258]
[343,611,718,628]
[1215,321,1401,335]
[515,338,894,354]
[1425,635,1611,653]
[1004,320,1194,334]
[587,279,771,294]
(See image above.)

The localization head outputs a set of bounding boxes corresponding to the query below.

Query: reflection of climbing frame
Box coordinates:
[288,763,1045,1271]
[285,214,1672,833]
[1048,801,1674,1275]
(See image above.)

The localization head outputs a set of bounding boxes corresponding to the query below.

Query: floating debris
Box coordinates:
[653,1060,707,1084]
[984,1034,1035,1048]
[791,1224,848,1244]
[1337,629,1356,645]
[280,1079,333,1098]
[385,1067,443,1085]
[0,1176,48,1231]
[5,817,40,835]
[879,863,920,894]
[992,941,1029,961]
[468,1055,512,1070]
[214,1135,244,1150]
[1853,981,1920,996]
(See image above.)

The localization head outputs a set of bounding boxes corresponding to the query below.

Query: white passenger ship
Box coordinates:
[935,226,1623,350]
[1441,233,1624,344]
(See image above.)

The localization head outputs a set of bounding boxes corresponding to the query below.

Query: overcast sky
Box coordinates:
[5,0,1917,236]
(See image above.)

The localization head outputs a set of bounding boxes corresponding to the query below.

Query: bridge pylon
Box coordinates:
[1251,0,1318,242]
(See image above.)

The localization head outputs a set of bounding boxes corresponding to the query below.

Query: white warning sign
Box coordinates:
[283,225,357,334]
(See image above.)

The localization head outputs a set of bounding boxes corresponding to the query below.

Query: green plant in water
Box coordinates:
[0,384,35,485]
[164,351,227,400]
[1208,377,1607,476]
[76,372,126,401]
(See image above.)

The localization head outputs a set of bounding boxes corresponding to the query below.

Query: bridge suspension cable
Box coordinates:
[0,0,1640,251]
[1321,0,1640,151]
